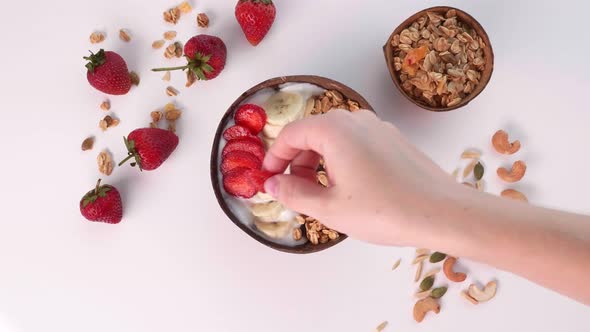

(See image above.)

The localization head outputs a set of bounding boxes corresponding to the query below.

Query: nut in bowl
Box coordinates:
[384,6,494,111]
[210,76,374,254]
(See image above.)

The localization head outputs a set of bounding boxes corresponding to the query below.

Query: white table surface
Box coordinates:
[1,0,589,331]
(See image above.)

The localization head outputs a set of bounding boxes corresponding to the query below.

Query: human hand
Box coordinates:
[262,109,459,246]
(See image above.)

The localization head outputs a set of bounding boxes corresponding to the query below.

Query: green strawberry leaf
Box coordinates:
[202,64,214,73]
[194,68,207,80]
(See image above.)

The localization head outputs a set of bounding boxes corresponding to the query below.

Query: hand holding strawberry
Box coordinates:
[80,179,123,224]
[84,49,132,95]
[119,128,179,171]
[235,0,276,46]
[151,34,227,81]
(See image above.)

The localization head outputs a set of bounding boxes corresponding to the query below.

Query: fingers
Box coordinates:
[264,174,332,216]
[289,150,321,181]
[262,114,332,173]
[262,109,379,173]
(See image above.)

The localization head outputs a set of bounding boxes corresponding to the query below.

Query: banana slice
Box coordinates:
[263,92,304,126]
[251,201,284,221]
[251,192,274,203]
[254,220,291,239]
[262,123,283,139]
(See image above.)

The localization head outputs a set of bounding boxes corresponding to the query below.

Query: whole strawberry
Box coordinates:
[84,49,132,95]
[235,0,276,46]
[151,35,227,81]
[119,128,179,171]
[80,179,123,224]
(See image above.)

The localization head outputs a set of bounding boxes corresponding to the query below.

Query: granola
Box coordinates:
[152,40,166,49]
[163,31,177,40]
[164,41,183,59]
[97,150,114,176]
[163,7,181,24]
[81,137,94,151]
[390,9,486,108]
[166,86,179,97]
[119,29,131,42]
[300,216,339,245]
[99,115,119,131]
[197,13,209,28]
[89,31,105,44]
[100,100,110,111]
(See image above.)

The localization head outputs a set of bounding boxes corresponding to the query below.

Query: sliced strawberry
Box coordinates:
[223,125,254,141]
[245,169,274,193]
[221,150,262,174]
[223,167,257,198]
[222,136,265,162]
[235,104,267,134]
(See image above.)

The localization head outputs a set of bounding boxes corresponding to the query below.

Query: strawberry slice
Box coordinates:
[221,150,262,174]
[245,169,274,193]
[223,167,257,198]
[222,136,265,162]
[223,125,254,141]
[235,104,267,134]
[222,167,275,198]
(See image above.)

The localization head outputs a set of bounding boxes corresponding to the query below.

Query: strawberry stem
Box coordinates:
[95,178,102,194]
[151,65,190,72]
[118,154,135,166]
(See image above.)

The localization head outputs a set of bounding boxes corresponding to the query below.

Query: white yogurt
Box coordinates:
[218,83,326,246]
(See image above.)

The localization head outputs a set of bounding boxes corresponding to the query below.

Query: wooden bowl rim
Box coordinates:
[383,6,495,112]
[210,75,374,254]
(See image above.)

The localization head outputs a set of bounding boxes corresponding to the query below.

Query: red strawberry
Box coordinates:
[222,136,265,162]
[223,168,274,198]
[223,125,254,141]
[235,0,276,46]
[245,168,274,193]
[119,128,179,171]
[234,104,267,134]
[84,49,132,95]
[151,34,227,81]
[80,179,123,224]
[223,167,257,198]
[221,150,262,174]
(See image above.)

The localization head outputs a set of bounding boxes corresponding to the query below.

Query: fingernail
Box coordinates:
[264,176,279,198]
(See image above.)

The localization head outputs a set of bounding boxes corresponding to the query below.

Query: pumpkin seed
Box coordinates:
[474,162,484,180]
[430,251,447,263]
[431,286,448,299]
[420,275,435,291]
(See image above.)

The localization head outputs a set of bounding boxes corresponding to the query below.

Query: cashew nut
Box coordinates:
[413,297,440,323]
[492,130,521,155]
[497,160,526,183]
[443,256,467,282]
[501,189,528,202]
[461,290,479,305]
[468,281,497,302]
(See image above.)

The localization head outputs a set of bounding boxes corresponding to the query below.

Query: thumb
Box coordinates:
[264,174,331,217]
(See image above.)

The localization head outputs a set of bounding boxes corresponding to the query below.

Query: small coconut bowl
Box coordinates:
[210,75,374,254]
[383,6,494,112]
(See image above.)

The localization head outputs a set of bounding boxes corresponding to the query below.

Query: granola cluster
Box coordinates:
[390,10,486,108]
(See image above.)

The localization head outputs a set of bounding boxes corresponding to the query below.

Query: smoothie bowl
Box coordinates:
[210,75,374,254]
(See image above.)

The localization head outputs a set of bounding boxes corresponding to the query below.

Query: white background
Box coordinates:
[1,0,589,331]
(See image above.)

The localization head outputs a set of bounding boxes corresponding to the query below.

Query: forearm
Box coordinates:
[422,186,590,305]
